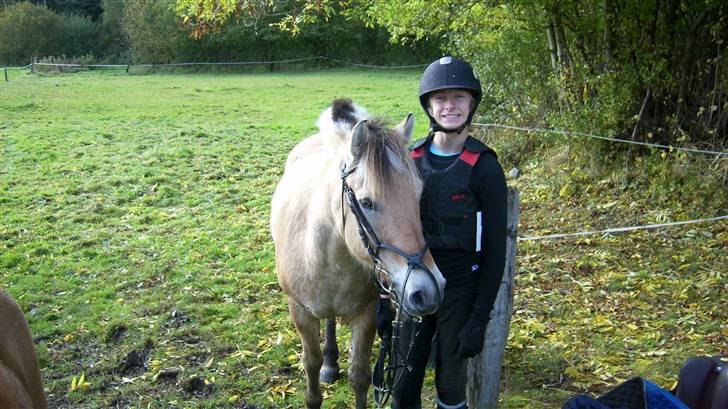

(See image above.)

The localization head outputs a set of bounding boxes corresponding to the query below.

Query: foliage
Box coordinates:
[122,0,190,64]
[60,13,99,58]
[175,0,728,154]
[0,0,103,20]
[0,2,64,64]
[0,1,105,65]
[97,0,128,62]
[123,0,438,66]
[1,70,726,408]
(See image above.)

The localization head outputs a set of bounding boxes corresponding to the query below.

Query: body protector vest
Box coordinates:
[410,136,494,252]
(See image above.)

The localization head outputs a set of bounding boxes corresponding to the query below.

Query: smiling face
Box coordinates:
[426,89,474,131]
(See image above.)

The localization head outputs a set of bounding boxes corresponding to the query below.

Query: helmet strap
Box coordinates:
[430,120,469,135]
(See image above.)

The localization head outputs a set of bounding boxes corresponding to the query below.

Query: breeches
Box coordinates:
[391,284,476,408]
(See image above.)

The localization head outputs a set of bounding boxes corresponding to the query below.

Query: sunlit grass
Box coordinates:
[1,69,725,408]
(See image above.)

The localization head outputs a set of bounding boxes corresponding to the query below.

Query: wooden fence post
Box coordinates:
[467,187,519,408]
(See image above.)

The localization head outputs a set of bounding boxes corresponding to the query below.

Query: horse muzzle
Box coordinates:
[380,254,445,318]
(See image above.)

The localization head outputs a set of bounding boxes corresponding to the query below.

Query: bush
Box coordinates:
[60,13,99,58]
[122,0,189,64]
[0,2,64,65]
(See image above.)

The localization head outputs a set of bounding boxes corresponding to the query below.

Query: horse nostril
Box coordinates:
[406,290,438,316]
[408,290,425,308]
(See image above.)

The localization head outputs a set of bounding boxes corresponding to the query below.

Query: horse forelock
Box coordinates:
[356,118,420,197]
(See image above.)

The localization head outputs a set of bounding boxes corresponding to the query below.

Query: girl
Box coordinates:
[383,56,508,409]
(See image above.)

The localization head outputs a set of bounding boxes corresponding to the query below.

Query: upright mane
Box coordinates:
[318,98,421,197]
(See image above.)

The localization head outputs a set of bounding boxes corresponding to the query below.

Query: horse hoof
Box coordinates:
[320,365,340,383]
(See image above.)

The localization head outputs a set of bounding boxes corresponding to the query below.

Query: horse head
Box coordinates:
[340,108,446,317]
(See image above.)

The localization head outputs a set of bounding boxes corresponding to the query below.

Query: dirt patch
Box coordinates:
[184,375,214,397]
[107,325,128,343]
[118,340,153,375]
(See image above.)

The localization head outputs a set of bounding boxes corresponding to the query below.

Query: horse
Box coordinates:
[270,98,446,408]
[0,288,48,409]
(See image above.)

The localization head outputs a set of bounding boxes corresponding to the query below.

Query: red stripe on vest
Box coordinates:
[459,149,480,166]
[411,146,425,159]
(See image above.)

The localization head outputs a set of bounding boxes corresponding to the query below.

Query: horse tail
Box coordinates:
[317,98,369,136]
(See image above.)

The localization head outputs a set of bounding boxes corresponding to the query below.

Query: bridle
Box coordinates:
[340,162,438,407]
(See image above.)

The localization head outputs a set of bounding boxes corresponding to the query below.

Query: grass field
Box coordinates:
[1,69,726,408]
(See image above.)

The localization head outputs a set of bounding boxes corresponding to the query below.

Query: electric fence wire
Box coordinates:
[474,122,728,157]
[518,215,728,241]
[8,58,728,241]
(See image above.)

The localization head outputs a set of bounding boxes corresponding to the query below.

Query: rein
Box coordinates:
[340,162,435,407]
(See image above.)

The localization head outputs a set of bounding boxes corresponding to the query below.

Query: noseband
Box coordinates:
[340,162,438,407]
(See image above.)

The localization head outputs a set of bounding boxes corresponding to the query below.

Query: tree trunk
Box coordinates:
[551,5,572,72]
[467,188,519,409]
[547,21,559,71]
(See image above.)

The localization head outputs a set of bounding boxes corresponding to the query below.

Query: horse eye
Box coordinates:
[359,197,375,210]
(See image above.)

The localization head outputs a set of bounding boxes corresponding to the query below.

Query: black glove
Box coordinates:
[454,317,487,360]
[375,296,395,339]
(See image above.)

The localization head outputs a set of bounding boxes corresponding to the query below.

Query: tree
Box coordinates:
[175,0,727,150]
[98,0,128,61]
[0,0,103,20]
[0,1,64,64]
[122,0,189,63]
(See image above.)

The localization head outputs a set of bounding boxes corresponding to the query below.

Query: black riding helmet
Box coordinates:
[419,56,482,133]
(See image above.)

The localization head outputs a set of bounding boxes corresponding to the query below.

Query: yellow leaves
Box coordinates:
[564,366,580,379]
[70,373,91,392]
[228,395,239,403]
[588,315,615,333]
[229,349,255,359]
[268,380,296,400]
[204,357,215,369]
[559,182,572,198]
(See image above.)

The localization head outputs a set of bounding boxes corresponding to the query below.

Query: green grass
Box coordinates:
[1,69,726,408]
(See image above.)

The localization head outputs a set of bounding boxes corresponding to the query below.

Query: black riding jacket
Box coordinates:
[410,135,507,322]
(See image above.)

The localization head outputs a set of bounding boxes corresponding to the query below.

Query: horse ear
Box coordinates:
[396,113,415,144]
[351,119,368,159]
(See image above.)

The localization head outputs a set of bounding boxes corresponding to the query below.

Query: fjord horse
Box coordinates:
[270,99,445,408]
[0,288,47,409]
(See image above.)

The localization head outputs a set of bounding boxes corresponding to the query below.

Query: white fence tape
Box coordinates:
[474,123,728,157]
[1,63,33,70]
[29,56,426,70]
[519,215,728,241]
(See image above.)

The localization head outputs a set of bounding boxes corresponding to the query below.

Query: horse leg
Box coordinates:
[320,318,340,383]
[288,300,323,409]
[348,301,377,409]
